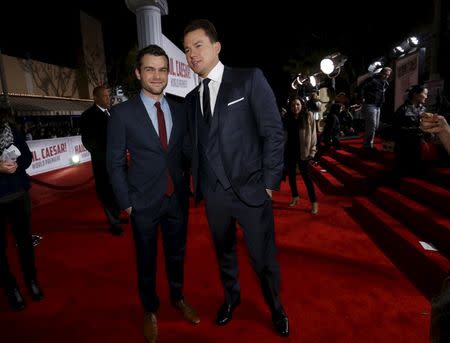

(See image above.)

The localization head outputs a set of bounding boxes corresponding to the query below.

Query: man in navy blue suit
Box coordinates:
[183,19,289,336]
[106,45,199,343]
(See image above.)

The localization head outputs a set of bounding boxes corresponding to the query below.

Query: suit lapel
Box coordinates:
[209,69,233,140]
[167,99,178,152]
[192,86,201,145]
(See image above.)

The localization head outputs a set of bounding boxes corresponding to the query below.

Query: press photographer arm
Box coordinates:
[420,113,450,155]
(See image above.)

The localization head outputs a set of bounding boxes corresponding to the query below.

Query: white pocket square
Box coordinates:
[227,97,245,106]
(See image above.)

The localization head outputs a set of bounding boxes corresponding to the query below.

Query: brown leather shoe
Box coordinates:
[143,312,158,343]
[172,299,200,324]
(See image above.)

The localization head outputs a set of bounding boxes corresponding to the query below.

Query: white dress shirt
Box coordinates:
[199,61,224,118]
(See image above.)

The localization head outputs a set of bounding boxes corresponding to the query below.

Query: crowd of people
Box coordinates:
[19,117,80,141]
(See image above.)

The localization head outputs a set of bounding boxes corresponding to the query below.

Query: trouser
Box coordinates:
[91,158,121,226]
[0,192,36,288]
[363,104,381,148]
[204,181,282,313]
[287,158,317,202]
[130,193,188,313]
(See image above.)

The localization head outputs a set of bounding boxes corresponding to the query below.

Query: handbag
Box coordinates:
[430,276,450,343]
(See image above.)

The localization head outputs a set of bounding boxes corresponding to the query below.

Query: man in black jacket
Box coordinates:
[183,19,288,336]
[360,67,392,149]
[80,86,123,236]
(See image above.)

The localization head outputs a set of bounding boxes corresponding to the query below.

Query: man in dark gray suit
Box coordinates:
[106,45,199,343]
[183,19,289,336]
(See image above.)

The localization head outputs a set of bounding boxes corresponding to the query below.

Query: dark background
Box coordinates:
[0,0,439,103]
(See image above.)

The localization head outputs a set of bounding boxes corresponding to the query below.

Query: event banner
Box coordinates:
[162,34,199,98]
[26,136,91,176]
[394,52,419,111]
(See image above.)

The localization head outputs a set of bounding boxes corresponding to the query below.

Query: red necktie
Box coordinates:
[155,101,174,196]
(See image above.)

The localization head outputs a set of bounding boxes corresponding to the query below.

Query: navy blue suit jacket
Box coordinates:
[106,95,188,211]
[185,66,284,206]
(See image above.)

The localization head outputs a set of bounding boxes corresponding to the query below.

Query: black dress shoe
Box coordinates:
[5,287,25,310]
[272,310,289,336]
[27,280,44,301]
[216,297,240,326]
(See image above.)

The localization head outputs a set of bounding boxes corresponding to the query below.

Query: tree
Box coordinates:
[18,58,78,97]
[81,43,108,87]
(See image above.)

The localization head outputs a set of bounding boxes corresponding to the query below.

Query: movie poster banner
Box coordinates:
[26,136,91,176]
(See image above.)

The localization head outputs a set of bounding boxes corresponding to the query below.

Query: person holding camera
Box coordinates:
[0,106,43,310]
[420,113,450,155]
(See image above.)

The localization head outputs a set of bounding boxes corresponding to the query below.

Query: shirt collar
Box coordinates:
[200,61,224,86]
[96,104,108,112]
[140,91,166,108]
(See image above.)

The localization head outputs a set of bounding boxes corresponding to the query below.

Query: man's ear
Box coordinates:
[135,68,141,80]
[214,41,221,55]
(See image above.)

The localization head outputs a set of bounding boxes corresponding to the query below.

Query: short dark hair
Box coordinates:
[92,85,107,98]
[407,84,426,100]
[135,44,169,70]
[183,19,219,43]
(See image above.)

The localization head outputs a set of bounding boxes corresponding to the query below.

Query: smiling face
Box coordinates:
[183,28,221,78]
[290,99,302,115]
[135,53,169,100]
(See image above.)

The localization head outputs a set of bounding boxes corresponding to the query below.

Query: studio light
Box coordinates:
[320,58,334,75]
[320,52,347,75]
[394,46,405,53]
[408,36,419,46]
[389,35,421,59]
[291,74,309,90]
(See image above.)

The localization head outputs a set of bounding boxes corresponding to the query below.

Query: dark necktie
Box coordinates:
[202,78,212,125]
[104,109,110,116]
[155,101,174,196]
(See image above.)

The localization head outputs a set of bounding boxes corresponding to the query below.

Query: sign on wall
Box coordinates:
[162,34,198,98]
[26,136,91,176]
[394,52,419,111]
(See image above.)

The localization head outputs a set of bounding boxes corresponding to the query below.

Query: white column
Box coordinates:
[125,0,168,49]
[136,6,161,48]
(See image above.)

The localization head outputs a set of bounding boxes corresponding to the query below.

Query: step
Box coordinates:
[332,149,389,179]
[374,187,450,258]
[341,142,395,164]
[309,162,345,195]
[428,167,450,188]
[352,196,450,299]
[400,177,450,217]
[319,155,369,193]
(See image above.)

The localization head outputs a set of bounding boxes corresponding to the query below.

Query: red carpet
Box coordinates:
[0,164,430,342]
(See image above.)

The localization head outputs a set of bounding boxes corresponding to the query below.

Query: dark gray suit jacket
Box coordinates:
[185,66,284,207]
[107,95,188,211]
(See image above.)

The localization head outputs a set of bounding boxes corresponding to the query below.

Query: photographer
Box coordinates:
[0,106,43,310]
[420,113,450,155]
